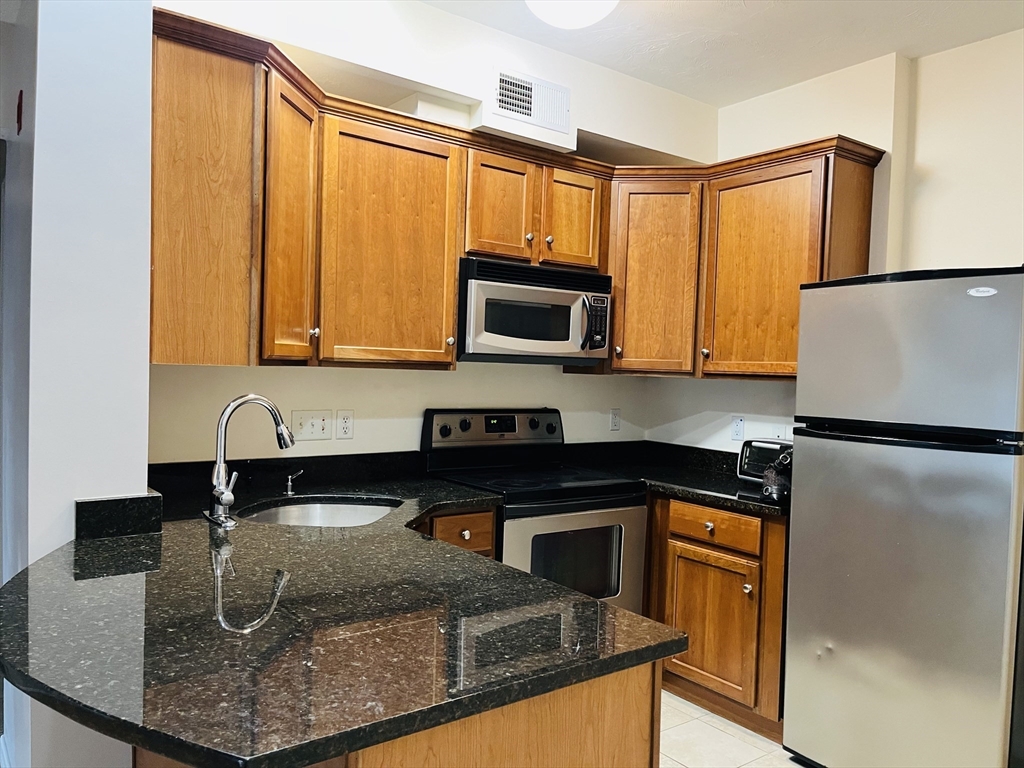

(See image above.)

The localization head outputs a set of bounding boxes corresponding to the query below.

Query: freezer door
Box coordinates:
[796,271,1024,435]
[784,432,1022,768]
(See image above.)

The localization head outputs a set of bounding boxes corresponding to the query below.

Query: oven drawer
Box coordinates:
[432,511,494,554]
[669,500,762,556]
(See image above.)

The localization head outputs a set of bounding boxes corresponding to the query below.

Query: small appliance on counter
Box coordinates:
[422,408,647,612]
[737,439,793,503]
[457,258,611,366]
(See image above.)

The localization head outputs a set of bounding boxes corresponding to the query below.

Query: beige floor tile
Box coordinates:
[661,690,715,720]
[660,753,685,768]
[660,703,695,731]
[701,712,781,753]
[741,749,803,767]
[661,719,767,768]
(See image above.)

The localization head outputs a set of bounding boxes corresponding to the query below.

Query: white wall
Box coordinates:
[0,0,152,765]
[149,364,645,463]
[903,29,1024,269]
[644,378,797,453]
[153,0,718,163]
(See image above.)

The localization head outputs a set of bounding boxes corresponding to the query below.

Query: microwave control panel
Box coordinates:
[424,409,563,448]
[587,295,609,350]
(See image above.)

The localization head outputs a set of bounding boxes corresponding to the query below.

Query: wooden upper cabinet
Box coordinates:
[319,117,466,365]
[699,158,826,376]
[610,181,702,373]
[664,538,761,707]
[540,167,603,269]
[261,70,319,361]
[151,38,263,365]
[466,150,539,261]
[465,152,603,269]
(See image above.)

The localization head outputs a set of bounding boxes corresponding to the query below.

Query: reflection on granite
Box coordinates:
[0,480,687,768]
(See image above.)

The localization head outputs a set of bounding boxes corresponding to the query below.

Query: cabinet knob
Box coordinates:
[614,346,623,356]
[700,348,710,358]
[545,235,554,245]
[310,327,320,338]
[460,529,471,541]
[742,584,753,594]
[704,521,714,532]
[446,337,455,346]
[525,232,534,242]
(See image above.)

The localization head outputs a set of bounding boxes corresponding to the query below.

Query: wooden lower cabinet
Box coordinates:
[135,662,662,768]
[651,497,788,737]
[663,539,760,706]
[431,509,495,557]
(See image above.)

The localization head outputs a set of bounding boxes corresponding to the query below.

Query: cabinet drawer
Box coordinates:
[432,511,494,552]
[669,501,761,556]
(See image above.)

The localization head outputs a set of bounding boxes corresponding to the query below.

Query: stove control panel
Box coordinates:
[423,409,563,449]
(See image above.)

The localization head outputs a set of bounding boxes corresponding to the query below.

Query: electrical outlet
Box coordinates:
[291,410,333,441]
[731,416,745,441]
[609,408,621,432]
[771,424,787,440]
[337,409,354,439]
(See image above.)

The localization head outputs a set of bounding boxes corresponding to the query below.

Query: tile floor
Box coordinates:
[660,690,802,768]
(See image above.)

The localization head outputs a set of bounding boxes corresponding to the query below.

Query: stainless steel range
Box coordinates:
[422,408,647,612]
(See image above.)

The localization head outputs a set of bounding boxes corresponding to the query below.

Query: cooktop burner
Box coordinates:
[443,465,645,505]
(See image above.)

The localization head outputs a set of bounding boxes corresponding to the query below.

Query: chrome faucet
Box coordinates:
[209,526,289,635]
[205,394,295,530]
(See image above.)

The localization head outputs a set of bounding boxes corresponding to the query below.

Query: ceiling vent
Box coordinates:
[494,71,570,135]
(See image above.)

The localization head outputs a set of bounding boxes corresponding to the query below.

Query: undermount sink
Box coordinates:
[244,498,401,528]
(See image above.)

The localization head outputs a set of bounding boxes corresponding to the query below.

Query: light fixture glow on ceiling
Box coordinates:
[525,0,619,30]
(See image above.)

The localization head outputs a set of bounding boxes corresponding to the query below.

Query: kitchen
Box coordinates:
[0,1,1022,767]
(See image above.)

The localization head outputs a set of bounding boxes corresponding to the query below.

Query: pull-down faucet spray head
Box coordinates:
[205,394,294,529]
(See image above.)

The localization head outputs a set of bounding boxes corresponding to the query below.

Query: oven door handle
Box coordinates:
[581,294,592,351]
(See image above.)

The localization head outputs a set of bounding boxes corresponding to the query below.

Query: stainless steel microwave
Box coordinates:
[457,257,612,365]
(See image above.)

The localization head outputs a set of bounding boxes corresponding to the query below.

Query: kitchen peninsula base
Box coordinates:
[136,662,663,768]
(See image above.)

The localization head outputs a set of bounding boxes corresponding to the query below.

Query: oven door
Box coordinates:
[502,499,648,613]
[463,279,594,361]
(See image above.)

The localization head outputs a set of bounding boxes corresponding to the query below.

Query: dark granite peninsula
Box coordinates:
[0,482,687,768]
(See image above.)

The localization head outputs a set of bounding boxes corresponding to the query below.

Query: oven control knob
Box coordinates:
[439,424,452,438]
[528,417,540,430]
[546,423,557,435]
[459,418,472,433]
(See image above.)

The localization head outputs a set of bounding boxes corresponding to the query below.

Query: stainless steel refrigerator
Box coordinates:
[784,266,1024,768]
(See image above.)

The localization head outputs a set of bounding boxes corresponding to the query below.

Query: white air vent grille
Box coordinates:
[494,71,570,134]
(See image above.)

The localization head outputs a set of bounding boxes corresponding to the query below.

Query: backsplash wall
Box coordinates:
[149,364,797,464]
[149,363,646,463]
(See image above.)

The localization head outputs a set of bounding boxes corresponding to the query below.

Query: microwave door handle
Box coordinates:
[581,294,592,351]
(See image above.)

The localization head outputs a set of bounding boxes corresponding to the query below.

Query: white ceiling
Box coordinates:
[423,0,1024,106]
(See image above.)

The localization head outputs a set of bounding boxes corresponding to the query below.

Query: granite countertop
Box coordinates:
[621,465,787,517]
[0,479,687,768]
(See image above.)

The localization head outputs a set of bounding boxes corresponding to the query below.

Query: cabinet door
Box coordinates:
[466,150,539,261]
[262,70,319,360]
[319,117,466,364]
[700,158,826,376]
[610,181,701,373]
[151,38,262,366]
[664,538,760,706]
[540,167,602,268]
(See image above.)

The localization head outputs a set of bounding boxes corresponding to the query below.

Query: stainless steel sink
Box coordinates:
[244,499,401,528]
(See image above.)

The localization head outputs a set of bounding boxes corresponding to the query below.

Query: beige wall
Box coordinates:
[903,29,1024,269]
[718,53,911,272]
[149,364,646,463]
